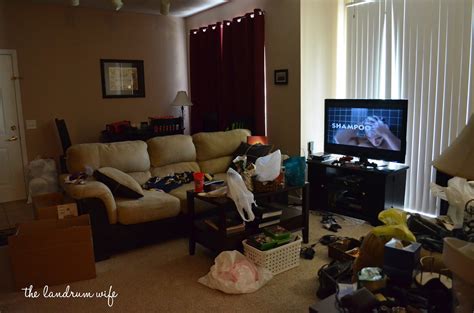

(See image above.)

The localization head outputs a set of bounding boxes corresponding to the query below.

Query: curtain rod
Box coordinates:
[190,9,264,34]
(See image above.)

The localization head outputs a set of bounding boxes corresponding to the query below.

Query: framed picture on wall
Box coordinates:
[274,69,288,85]
[100,59,145,98]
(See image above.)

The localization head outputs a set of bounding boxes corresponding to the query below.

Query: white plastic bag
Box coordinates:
[445,177,474,228]
[27,158,58,203]
[432,177,474,228]
[254,150,281,182]
[227,168,256,222]
[198,250,273,294]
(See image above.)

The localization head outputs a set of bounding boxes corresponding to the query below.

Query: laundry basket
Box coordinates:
[243,236,302,275]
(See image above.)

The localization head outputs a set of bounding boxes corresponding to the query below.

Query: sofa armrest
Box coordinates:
[62,180,118,224]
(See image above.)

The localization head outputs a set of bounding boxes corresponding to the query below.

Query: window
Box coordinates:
[345,0,474,215]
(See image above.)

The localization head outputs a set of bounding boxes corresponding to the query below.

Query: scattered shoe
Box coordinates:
[319,235,338,245]
[323,223,339,232]
[321,214,342,232]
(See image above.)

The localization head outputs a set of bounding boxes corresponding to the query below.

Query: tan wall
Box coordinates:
[0,1,6,45]
[0,1,188,161]
[185,0,301,155]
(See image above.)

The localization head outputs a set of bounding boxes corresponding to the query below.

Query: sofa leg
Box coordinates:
[189,239,196,255]
[94,251,111,262]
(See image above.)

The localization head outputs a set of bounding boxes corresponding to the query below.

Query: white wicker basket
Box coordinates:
[243,236,302,275]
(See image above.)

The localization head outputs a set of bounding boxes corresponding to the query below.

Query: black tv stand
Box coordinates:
[307,155,409,225]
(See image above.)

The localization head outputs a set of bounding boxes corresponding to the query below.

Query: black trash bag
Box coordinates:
[316,260,353,299]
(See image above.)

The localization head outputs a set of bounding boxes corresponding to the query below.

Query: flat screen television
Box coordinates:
[324,99,408,163]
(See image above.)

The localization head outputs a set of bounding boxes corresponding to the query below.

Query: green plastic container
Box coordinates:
[263,225,291,240]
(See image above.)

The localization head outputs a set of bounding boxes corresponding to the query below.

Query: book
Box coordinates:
[246,233,277,251]
[203,180,225,192]
[263,225,291,240]
[253,205,283,219]
[246,233,296,251]
[204,216,245,234]
[250,216,280,229]
[274,236,292,246]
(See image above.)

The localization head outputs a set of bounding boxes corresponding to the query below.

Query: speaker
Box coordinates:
[308,141,314,155]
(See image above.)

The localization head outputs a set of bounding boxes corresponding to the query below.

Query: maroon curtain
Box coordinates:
[222,9,265,134]
[190,9,265,135]
[190,24,222,134]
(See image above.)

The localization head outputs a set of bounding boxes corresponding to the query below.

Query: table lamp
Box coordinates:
[247,136,268,145]
[171,91,193,129]
[433,115,474,180]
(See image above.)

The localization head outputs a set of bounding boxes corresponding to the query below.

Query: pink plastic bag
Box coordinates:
[198,250,273,294]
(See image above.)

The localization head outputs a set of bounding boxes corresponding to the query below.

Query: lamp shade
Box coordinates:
[247,136,268,145]
[433,115,474,180]
[171,91,193,107]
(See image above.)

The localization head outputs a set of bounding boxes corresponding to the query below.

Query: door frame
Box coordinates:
[0,49,28,197]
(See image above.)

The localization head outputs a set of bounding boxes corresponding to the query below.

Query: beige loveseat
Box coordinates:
[62,129,250,259]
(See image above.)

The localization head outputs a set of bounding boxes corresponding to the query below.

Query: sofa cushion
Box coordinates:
[116,190,181,225]
[94,167,144,199]
[168,182,213,214]
[192,129,251,161]
[127,171,152,186]
[198,156,233,174]
[147,135,196,167]
[67,141,150,174]
[212,173,228,181]
[150,161,200,178]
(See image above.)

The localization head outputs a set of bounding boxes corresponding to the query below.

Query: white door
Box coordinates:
[0,54,26,202]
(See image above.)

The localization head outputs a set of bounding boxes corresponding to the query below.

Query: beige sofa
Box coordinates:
[62,129,250,259]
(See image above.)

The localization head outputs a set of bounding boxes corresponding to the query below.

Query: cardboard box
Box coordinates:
[328,238,361,261]
[0,246,14,292]
[383,265,413,285]
[8,215,96,290]
[32,192,78,220]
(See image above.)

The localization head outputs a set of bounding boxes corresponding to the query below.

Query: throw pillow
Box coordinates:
[232,142,273,166]
[94,167,144,199]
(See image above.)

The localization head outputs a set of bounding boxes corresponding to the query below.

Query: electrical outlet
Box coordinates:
[25,120,37,130]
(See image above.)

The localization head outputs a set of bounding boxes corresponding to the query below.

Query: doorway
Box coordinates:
[0,50,27,203]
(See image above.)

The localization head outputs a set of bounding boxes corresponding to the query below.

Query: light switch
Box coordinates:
[25,120,37,130]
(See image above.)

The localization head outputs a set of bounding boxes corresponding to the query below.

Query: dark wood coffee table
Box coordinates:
[187,183,309,255]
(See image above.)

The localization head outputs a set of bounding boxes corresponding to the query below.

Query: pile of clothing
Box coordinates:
[143,172,212,193]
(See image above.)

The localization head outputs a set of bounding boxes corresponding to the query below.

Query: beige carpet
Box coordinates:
[0,213,372,313]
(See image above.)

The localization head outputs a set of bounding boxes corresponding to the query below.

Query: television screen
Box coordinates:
[324,99,408,163]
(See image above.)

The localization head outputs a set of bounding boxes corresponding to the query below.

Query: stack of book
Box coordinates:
[246,226,293,251]
[204,215,245,235]
[249,204,283,229]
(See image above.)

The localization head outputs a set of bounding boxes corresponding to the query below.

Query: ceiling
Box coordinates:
[31,0,229,17]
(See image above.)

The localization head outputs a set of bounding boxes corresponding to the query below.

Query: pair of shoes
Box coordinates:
[321,214,342,232]
[321,214,337,224]
[323,223,340,232]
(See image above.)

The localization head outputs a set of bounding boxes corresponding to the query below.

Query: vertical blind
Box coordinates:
[346,0,474,215]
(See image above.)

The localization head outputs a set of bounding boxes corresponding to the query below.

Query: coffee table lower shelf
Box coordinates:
[188,183,310,255]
